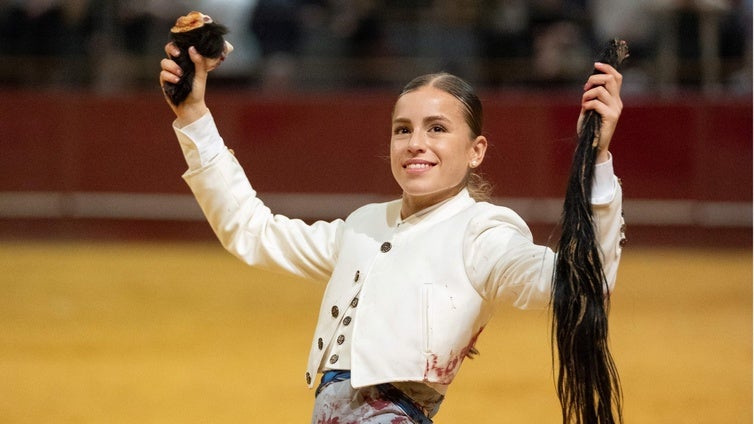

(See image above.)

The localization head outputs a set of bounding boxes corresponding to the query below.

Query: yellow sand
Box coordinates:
[0,242,750,423]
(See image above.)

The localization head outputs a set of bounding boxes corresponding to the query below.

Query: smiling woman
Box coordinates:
[390,74,488,217]
[158,31,626,423]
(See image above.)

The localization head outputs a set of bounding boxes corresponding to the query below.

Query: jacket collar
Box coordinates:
[391,188,475,230]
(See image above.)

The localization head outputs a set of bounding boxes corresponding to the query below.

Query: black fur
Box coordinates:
[163,21,228,106]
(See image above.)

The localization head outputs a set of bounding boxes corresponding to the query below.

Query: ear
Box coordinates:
[469,135,488,168]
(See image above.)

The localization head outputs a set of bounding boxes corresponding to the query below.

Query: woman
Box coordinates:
[160,45,625,423]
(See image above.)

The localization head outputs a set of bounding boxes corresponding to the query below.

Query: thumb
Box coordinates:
[186,46,208,103]
[188,46,208,77]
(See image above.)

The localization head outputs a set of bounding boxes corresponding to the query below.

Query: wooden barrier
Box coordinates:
[1,89,750,243]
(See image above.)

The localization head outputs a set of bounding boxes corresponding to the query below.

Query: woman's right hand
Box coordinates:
[160,43,223,127]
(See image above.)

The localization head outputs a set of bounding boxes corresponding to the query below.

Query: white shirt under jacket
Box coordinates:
[174,112,625,393]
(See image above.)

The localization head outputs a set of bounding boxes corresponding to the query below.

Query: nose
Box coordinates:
[407,132,425,152]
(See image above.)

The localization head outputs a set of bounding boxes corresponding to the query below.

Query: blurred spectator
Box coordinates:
[479,0,533,85]
[415,0,483,85]
[330,0,386,87]
[589,0,658,93]
[88,1,184,93]
[0,0,749,93]
[528,0,592,85]
[717,0,751,92]
[0,0,91,87]
[249,0,307,91]
[195,0,261,86]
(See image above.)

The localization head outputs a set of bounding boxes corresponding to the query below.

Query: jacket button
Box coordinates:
[380,242,392,252]
[350,297,359,308]
[331,306,339,318]
[337,335,345,345]
[619,237,627,247]
[306,372,312,385]
[354,270,360,282]
[343,316,352,326]
[329,354,339,364]
[317,338,323,350]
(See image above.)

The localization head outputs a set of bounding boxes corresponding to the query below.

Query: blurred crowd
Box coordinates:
[0,0,750,94]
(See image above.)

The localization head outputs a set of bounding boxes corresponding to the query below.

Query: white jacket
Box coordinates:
[177,114,625,391]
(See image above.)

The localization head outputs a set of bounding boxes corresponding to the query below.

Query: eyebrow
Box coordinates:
[392,115,451,125]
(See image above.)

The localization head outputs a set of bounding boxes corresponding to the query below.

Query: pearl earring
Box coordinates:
[470,160,478,168]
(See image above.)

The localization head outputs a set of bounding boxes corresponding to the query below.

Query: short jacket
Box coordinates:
[181,146,624,390]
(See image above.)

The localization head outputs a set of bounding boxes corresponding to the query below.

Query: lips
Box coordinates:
[403,159,436,171]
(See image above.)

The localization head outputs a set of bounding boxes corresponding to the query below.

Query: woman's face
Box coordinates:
[390,85,486,217]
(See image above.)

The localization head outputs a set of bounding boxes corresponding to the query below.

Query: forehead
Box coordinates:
[393,86,465,121]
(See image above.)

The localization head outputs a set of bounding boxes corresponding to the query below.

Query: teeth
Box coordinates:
[406,163,432,169]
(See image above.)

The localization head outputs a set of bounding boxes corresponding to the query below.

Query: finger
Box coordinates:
[159,59,182,83]
[160,70,181,85]
[160,58,182,75]
[584,64,623,91]
[582,87,621,121]
[582,85,610,107]
[164,42,180,58]
[583,82,622,117]
[583,73,621,94]
[593,62,618,75]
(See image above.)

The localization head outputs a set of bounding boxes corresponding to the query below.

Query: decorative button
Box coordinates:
[317,338,323,350]
[331,306,339,318]
[343,316,352,326]
[329,354,339,364]
[354,270,360,282]
[350,297,359,308]
[619,237,627,247]
[306,372,312,385]
[337,335,345,345]
[380,242,392,253]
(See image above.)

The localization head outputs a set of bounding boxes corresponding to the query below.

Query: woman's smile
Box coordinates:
[403,158,437,173]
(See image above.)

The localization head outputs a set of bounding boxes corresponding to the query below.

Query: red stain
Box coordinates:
[423,326,486,384]
[364,393,391,411]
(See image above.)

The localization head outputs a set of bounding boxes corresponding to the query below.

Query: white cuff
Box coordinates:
[591,153,617,205]
[173,112,226,170]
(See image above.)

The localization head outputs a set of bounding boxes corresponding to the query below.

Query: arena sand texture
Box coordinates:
[0,242,750,423]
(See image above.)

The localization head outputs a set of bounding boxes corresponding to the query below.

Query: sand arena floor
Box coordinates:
[0,242,750,423]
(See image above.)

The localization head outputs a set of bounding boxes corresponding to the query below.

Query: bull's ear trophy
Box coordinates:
[162,11,232,106]
[552,39,629,424]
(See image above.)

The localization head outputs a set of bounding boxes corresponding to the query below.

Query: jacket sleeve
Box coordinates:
[176,116,341,282]
[465,160,624,310]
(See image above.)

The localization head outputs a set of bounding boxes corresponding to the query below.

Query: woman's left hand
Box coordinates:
[578,62,623,163]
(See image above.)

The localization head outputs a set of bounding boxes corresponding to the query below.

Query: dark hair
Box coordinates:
[400,73,483,138]
[399,73,492,201]
[163,22,228,106]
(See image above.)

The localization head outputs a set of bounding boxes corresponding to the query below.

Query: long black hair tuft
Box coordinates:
[552,39,629,424]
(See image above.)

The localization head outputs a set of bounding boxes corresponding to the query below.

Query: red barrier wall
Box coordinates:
[1,88,751,243]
